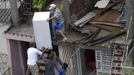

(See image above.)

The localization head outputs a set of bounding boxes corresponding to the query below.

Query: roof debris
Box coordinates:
[57,0,127,47]
[74,12,96,27]
[95,0,110,8]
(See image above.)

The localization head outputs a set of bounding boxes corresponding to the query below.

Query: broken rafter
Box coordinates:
[90,30,126,46]
[89,21,125,28]
[90,34,112,43]
[53,40,109,50]
[88,28,101,42]
[91,25,112,32]
[72,34,93,44]
[76,32,94,44]
[81,28,101,44]
[71,25,83,33]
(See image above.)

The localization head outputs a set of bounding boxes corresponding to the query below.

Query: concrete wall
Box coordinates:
[125,0,134,40]
[0,24,10,54]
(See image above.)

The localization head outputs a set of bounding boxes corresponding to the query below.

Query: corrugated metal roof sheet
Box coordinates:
[0,0,21,23]
[0,0,11,23]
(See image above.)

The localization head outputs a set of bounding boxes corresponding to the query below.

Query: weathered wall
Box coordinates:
[126,0,134,40]
[125,0,134,66]
[70,0,85,20]
[70,0,97,21]
[62,0,70,32]
[0,24,10,54]
[0,52,8,74]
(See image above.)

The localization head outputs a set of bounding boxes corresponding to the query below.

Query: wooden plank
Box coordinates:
[89,21,125,28]
[95,0,110,8]
[74,12,96,27]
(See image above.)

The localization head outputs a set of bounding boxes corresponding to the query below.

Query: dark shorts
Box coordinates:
[54,23,62,30]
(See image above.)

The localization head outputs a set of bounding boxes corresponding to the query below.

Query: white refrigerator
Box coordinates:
[32,12,52,49]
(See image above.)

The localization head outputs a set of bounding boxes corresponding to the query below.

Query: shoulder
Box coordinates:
[55,8,61,13]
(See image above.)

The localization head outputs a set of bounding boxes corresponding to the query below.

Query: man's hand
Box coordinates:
[47,16,56,22]
[47,18,50,21]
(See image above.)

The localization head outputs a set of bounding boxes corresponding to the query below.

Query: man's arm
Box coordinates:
[47,16,56,21]
[36,49,43,55]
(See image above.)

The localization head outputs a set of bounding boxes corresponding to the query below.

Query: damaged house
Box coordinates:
[1,0,134,75]
[55,0,134,75]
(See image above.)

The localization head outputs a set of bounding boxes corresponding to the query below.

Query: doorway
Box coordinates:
[9,40,30,75]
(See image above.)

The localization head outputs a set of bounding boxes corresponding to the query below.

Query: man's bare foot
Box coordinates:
[62,38,68,42]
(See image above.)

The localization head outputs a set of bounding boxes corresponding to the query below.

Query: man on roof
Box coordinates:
[47,4,68,42]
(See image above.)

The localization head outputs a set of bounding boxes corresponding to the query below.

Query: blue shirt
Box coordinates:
[51,8,64,29]
[55,61,65,75]
[56,66,65,75]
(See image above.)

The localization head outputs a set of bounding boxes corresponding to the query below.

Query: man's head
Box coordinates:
[29,43,36,47]
[49,4,56,10]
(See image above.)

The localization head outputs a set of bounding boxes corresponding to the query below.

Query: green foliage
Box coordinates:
[46,0,52,5]
[32,0,46,9]
[60,3,63,12]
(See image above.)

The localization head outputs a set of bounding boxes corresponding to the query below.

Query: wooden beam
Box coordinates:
[90,30,126,46]
[89,21,125,28]
[53,40,109,50]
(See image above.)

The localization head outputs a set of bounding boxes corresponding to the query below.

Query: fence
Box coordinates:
[1,67,10,75]
[0,0,11,23]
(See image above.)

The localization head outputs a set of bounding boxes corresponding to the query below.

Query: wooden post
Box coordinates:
[125,0,134,67]
[9,0,19,26]
[62,0,71,32]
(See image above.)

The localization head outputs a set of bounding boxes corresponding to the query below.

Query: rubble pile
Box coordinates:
[69,0,126,46]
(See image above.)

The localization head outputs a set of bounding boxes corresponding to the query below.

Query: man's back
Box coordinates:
[44,59,55,75]
[51,8,64,24]
[27,47,42,65]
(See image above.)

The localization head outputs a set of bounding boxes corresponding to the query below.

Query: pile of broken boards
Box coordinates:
[71,0,127,46]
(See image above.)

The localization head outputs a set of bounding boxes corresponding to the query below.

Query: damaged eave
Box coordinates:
[53,41,109,50]
[4,25,35,42]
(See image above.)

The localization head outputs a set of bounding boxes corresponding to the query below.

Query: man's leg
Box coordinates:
[34,65,39,75]
[30,65,39,75]
[26,68,30,75]
[57,30,67,41]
